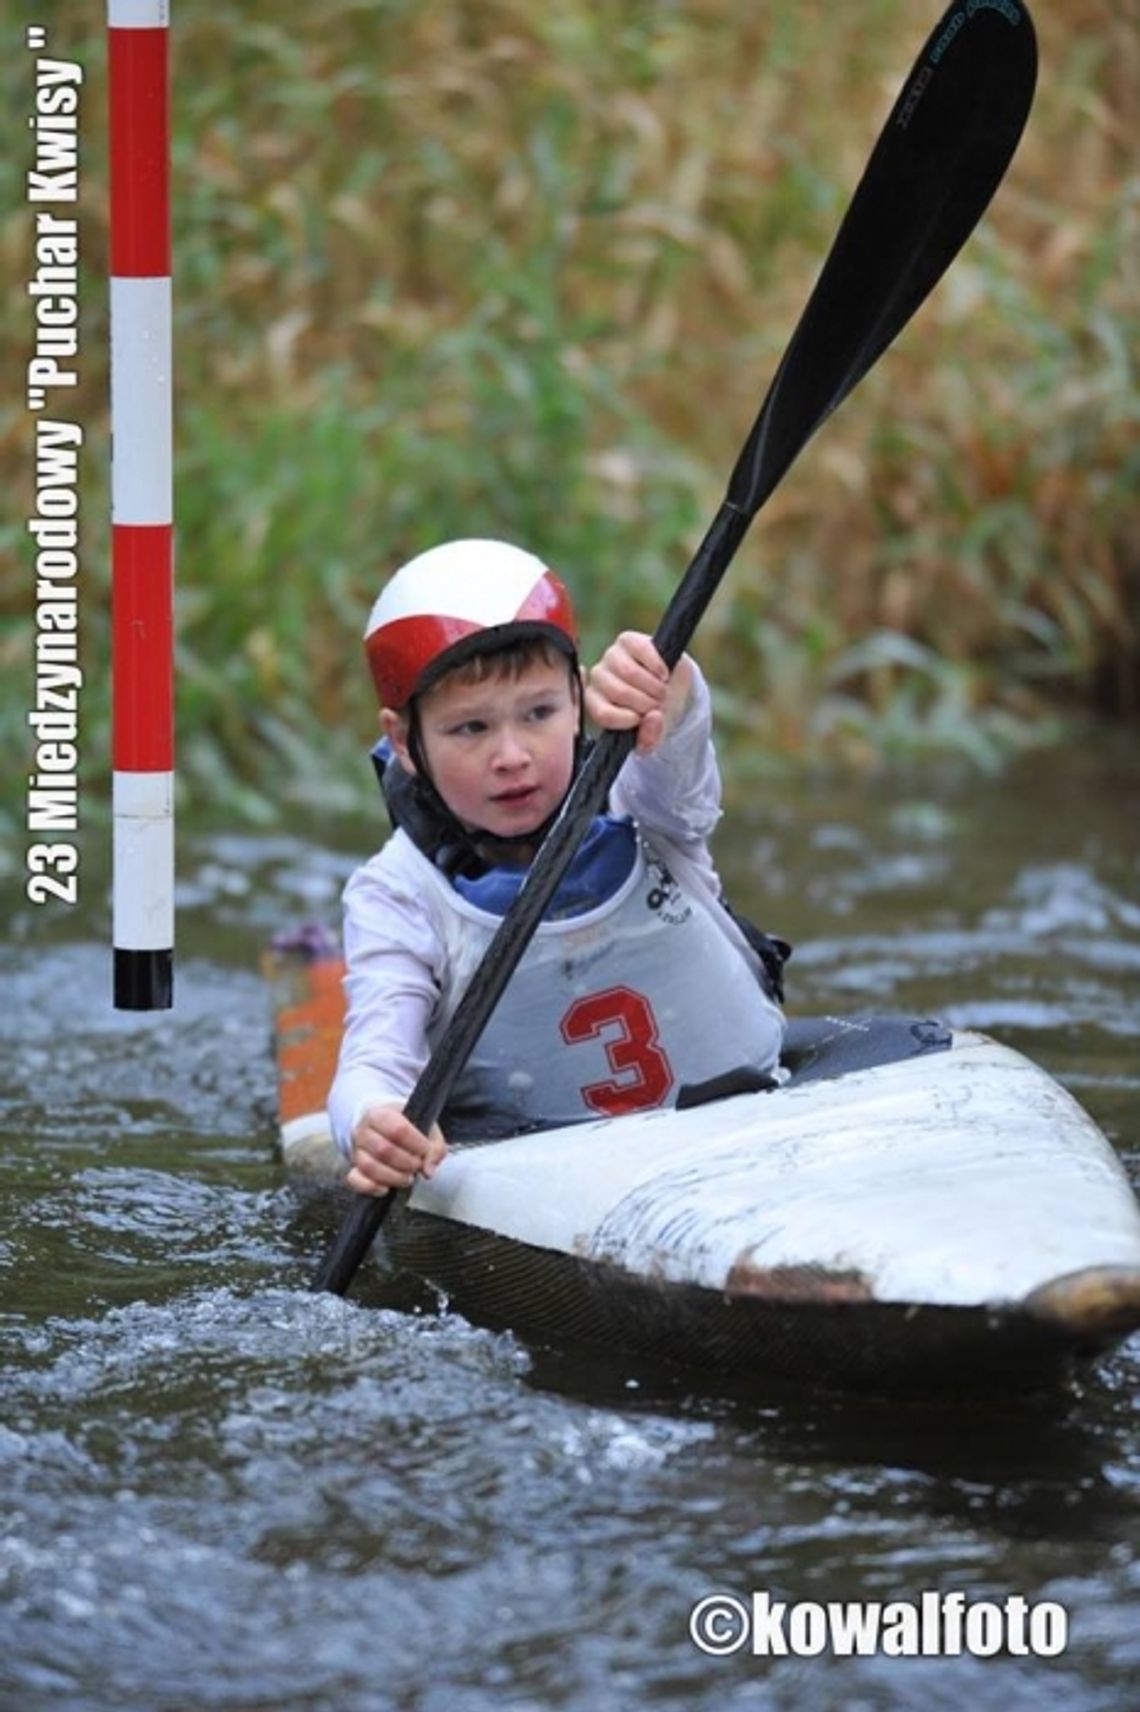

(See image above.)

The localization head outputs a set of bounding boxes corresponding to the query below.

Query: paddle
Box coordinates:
[313,0,1037,1296]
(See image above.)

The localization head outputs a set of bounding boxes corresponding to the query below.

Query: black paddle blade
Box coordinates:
[727,1,1037,518]
[312,2,1037,1298]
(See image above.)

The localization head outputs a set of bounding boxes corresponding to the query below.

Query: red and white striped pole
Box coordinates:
[108,0,174,1009]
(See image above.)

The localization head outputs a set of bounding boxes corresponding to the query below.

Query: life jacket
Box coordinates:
[400,824,783,1134]
[370,737,790,1000]
[371,740,792,1135]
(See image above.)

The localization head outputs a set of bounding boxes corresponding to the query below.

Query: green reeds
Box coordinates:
[2,0,1136,825]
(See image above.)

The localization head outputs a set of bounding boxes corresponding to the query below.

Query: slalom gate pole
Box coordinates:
[108,0,174,1010]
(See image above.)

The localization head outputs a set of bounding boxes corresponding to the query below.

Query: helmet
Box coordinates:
[364,539,579,709]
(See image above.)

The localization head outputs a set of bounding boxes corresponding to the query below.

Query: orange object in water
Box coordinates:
[269,949,346,1134]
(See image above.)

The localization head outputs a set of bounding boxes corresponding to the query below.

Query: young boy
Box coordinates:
[329,538,785,1196]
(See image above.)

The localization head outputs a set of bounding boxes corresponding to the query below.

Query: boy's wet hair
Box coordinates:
[419,635,575,701]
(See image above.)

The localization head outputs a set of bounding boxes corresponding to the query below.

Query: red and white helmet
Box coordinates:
[364,539,579,709]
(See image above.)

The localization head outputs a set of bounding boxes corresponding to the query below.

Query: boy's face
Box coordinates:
[385,657,579,841]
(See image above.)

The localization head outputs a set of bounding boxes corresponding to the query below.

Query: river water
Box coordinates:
[2,741,1139,1711]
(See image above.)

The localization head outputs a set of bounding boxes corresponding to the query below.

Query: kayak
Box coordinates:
[268,933,1140,1393]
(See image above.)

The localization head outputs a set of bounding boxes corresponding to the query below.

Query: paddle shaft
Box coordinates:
[313,0,1037,1296]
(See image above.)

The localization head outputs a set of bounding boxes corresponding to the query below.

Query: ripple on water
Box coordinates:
[2,774,1140,1710]
[2,1285,732,1711]
[0,943,275,1139]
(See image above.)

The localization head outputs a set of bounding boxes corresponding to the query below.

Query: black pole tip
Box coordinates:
[114,947,173,1011]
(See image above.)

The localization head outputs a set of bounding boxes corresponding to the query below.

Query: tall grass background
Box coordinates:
[1,0,1137,833]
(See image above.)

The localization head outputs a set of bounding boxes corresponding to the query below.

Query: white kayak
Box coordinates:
[269,942,1140,1392]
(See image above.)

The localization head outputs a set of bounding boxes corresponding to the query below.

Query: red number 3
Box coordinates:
[560,985,674,1116]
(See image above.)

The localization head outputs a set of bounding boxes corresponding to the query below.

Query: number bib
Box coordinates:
[421,839,783,1133]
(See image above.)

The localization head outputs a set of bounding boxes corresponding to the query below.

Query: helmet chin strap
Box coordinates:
[405,663,588,875]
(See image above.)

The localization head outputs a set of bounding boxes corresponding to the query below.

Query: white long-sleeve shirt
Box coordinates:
[327,665,780,1154]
